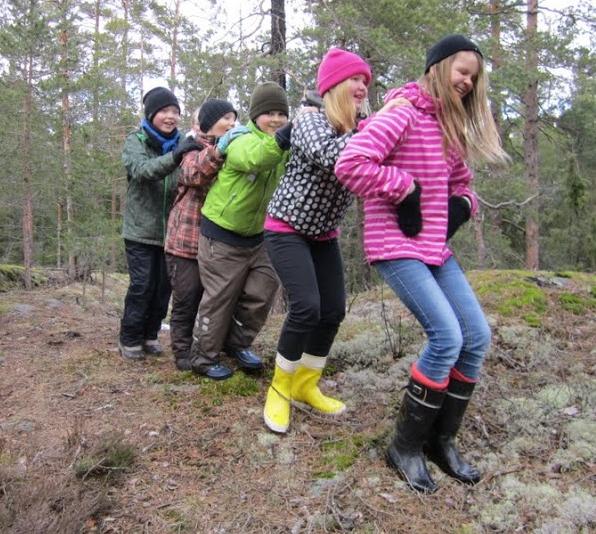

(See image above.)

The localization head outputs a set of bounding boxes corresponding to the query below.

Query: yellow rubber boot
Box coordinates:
[291,354,346,415]
[263,354,298,433]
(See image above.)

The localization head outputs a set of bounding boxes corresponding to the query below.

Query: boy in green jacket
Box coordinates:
[190,82,292,380]
[119,87,200,360]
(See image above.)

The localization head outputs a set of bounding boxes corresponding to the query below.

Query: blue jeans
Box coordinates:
[375,256,490,383]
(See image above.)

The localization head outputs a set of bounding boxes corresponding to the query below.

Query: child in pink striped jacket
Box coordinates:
[335,35,508,493]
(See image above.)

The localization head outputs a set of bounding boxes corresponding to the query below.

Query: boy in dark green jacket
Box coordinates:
[119,87,200,360]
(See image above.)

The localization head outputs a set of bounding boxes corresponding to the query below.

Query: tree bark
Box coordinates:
[170,0,180,90]
[21,50,34,290]
[270,0,286,88]
[59,25,76,279]
[523,0,540,270]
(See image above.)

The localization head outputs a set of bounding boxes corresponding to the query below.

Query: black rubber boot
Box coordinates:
[426,378,481,484]
[386,379,445,493]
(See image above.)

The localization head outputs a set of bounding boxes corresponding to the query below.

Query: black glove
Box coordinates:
[172,137,202,165]
[274,122,293,150]
[397,182,422,237]
[447,196,471,240]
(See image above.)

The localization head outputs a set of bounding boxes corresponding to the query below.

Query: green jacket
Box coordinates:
[121,129,180,246]
[201,121,289,237]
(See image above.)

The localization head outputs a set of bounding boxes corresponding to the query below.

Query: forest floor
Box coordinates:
[0,266,594,533]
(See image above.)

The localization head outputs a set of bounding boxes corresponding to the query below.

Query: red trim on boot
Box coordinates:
[411,363,448,391]
[449,367,477,384]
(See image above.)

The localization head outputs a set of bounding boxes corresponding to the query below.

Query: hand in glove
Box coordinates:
[173,137,203,165]
[397,182,422,237]
[446,196,471,240]
[274,122,293,150]
[216,125,250,155]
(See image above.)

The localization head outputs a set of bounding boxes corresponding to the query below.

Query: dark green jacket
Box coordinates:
[121,129,180,246]
[201,121,289,236]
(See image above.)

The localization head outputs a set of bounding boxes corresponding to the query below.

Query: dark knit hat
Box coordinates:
[198,99,237,133]
[249,82,289,122]
[425,34,482,73]
[143,87,180,121]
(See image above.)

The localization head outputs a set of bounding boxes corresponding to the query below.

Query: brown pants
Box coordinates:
[165,254,202,361]
[190,237,279,370]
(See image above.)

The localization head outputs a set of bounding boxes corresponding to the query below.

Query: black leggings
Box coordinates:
[265,231,346,361]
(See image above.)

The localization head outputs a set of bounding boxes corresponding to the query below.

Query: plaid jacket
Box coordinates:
[165,135,224,259]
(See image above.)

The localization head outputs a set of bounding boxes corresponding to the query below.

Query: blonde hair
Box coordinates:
[323,79,361,134]
[423,53,509,165]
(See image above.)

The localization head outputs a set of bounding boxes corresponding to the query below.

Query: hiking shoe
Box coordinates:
[143,339,163,355]
[118,342,145,361]
[175,357,193,371]
[226,348,264,371]
[192,363,233,380]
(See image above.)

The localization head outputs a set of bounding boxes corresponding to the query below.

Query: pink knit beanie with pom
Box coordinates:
[316,48,372,96]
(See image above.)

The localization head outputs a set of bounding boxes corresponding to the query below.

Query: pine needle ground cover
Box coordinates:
[0,270,594,532]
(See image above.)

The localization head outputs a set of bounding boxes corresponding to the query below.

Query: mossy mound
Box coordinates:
[0,264,47,291]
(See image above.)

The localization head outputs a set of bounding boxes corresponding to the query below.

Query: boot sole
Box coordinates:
[385,445,438,494]
[263,413,289,433]
[424,446,481,485]
[291,400,346,416]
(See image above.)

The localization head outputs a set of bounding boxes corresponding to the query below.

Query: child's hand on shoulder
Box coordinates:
[378,98,412,115]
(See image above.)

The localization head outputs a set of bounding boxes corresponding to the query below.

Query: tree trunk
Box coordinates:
[170,0,180,90]
[270,0,286,88]
[58,25,77,280]
[59,26,76,279]
[21,51,34,290]
[489,0,503,138]
[523,0,540,270]
[57,202,62,269]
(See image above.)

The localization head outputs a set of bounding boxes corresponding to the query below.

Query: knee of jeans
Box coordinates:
[464,321,492,354]
[429,327,463,361]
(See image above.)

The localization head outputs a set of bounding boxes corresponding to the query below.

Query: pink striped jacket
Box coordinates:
[334,82,478,266]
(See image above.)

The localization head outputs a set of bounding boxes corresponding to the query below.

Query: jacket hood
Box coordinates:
[384,82,436,114]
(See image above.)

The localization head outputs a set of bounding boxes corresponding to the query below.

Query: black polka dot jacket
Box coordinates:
[267,111,354,238]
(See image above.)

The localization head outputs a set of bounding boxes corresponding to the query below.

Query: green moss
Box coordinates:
[0,264,47,291]
[559,292,596,314]
[522,312,543,327]
[199,372,260,398]
[313,435,368,477]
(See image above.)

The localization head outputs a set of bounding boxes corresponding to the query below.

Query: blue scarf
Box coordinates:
[141,118,180,154]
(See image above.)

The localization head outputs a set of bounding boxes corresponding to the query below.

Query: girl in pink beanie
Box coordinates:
[262,48,401,434]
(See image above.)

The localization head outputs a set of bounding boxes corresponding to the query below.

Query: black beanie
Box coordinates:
[198,99,237,133]
[249,82,289,122]
[425,34,482,73]
[143,87,180,121]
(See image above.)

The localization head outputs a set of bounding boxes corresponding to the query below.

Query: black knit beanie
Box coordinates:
[198,99,237,133]
[425,34,482,73]
[143,87,180,121]
[249,82,289,122]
